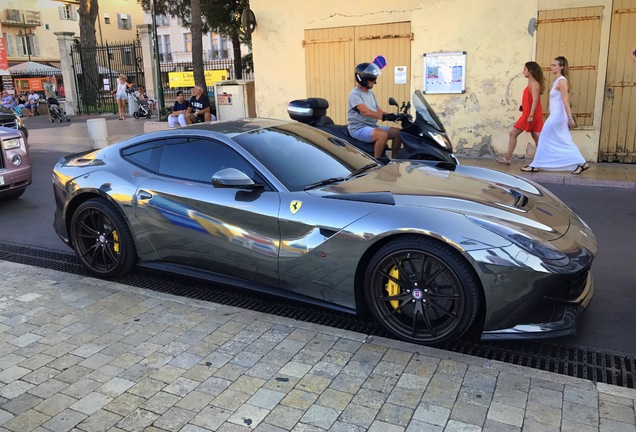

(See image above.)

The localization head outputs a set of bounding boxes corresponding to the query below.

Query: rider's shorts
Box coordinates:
[349,126,390,143]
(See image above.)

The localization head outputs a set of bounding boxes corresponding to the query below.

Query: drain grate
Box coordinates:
[0,241,633,388]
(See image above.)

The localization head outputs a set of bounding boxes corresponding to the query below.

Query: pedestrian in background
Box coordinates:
[498,61,545,165]
[522,56,589,175]
[113,74,128,120]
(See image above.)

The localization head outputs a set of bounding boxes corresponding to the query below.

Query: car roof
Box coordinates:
[175,118,290,138]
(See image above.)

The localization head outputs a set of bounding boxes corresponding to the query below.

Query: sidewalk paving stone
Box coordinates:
[2,114,636,431]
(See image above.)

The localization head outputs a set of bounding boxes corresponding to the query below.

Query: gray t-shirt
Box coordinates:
[347,86,379,133]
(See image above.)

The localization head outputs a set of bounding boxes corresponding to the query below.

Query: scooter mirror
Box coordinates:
[388,97,398,107]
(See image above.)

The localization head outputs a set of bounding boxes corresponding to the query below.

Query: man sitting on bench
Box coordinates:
[186,84,213,124]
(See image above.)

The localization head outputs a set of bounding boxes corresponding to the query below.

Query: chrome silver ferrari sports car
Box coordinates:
[53,119,596,346]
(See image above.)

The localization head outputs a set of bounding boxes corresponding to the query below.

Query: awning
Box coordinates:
[8,61,62,74]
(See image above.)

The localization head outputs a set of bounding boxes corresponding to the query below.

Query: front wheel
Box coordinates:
[70,198,136,278]
[133,112,140,119]
[364,237,481,346]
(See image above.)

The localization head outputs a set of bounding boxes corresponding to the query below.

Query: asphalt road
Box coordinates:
[2,150,636,355]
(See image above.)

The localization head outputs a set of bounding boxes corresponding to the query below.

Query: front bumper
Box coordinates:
[481,271,594,340]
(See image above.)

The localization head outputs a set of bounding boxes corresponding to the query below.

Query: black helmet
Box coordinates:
[355,62,381,88]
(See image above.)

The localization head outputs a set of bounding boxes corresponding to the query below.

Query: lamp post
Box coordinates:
[18,15,33,62]
[150,0,164,119]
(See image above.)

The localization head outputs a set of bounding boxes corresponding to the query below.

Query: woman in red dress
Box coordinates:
[497,61,545,164]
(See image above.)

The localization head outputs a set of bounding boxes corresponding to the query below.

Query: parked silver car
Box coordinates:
[52,119,596,346]
[0,126,31,200]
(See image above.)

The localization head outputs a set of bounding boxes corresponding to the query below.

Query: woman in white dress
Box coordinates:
[522,56,590,175]
[112,74,128,121]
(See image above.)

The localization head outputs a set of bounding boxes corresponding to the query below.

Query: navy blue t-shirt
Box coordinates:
[172,100,190,112]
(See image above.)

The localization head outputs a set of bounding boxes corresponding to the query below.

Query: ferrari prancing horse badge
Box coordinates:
[290,201,302,214]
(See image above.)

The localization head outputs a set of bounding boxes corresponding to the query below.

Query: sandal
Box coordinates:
[521,165,539,172]
[496,157,511,165]
[571,163,590,175]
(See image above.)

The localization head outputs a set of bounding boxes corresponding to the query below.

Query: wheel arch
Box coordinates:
[64,191,135,249]
[353,232,487,336]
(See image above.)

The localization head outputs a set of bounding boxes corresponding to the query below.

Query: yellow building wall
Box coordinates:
[250,0,613,161]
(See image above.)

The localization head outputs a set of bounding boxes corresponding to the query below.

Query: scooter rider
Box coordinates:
[347,62,402,158]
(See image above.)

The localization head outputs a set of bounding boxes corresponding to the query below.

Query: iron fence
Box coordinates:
[159,58,254,102]
[71,39,145,115]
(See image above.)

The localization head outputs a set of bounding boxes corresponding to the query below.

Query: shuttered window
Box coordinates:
[536,7,603,127]
[304,22,412,126]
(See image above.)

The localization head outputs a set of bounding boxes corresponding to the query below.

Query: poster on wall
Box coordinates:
[423,51,466,94]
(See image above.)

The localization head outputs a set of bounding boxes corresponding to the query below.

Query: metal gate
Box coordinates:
[599,0,636,163]
[70,36,145,115]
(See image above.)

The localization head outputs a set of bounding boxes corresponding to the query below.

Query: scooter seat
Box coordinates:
[322,124,375,155]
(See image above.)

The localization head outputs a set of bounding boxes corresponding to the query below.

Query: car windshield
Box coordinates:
[412,90,445,133]
[232,122,377,191]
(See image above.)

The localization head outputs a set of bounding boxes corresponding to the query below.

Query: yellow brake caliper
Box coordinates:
[112,229,120,253]
[385,265,401,311]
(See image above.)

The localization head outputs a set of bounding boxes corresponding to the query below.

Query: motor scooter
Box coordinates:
[287,90,458,164]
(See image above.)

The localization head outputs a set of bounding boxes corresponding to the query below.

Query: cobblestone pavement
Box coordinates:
[0,261,635,432]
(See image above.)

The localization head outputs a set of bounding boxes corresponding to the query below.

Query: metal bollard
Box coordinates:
[87,118,108,150]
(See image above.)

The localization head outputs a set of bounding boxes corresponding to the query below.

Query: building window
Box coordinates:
[122,48,133,65]
[117,13,132,30]
[59,5,78,21]
[184,33,192,53]
[160,35,171,62]
[156,15,169,27]
[104,13,110,25]
[16,35,38,57]
[3,33,15,56]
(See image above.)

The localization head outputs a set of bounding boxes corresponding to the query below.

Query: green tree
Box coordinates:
[201,0,251,79]
[139,0,251,84]
[139,0,206,87]
[77,0,100,107]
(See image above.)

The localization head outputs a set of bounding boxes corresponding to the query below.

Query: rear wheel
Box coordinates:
[70,198,136,278]
[364,237,481,345]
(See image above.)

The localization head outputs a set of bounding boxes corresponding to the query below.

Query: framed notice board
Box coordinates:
[423,51,466,94]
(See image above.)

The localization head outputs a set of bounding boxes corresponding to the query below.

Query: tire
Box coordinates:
[133,112,140,119]
[70,198,137,278]
[364,237,481,346]
[146,112,152,119]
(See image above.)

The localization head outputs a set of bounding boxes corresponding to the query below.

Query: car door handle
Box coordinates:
[138,190,152,200]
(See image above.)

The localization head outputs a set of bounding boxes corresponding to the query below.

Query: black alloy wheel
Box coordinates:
[70,198,136,278]
[364,237,480,346]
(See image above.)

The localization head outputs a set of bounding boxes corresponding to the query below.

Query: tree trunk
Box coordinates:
[78,0,100,107]
[191,0,206,89]
[232,33,242,79]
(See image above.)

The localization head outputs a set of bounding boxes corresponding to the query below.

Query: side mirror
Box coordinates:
[388,97,398,107]
[212,168,255,187]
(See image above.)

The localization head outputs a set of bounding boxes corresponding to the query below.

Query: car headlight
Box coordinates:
[15,115,24,129]
[466,215,566,261]
[11,154,22,166]
[427,131,451,150]
[2,138,22,150]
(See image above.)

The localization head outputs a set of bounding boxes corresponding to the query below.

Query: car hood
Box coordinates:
[321,161,572,241]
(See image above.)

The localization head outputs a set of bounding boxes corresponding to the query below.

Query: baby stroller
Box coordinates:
[126,86,153,119]
[47,98,70,123]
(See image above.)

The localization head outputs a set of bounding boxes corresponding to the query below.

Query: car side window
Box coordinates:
[121,140,164,172]
[158,137,255,183]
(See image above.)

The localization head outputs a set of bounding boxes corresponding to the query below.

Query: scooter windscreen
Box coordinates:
[412,90,445,133]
